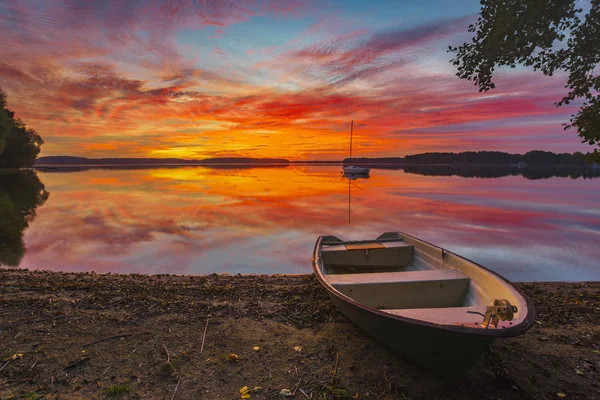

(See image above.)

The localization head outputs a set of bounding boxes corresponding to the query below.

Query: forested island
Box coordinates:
[36,156,290,166]
[344,150,600,167]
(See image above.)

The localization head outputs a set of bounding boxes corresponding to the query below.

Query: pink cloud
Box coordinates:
[265,15,475,88]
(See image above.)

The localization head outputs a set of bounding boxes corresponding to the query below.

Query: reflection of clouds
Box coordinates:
[21,167,600,280]
[450,245,600,282]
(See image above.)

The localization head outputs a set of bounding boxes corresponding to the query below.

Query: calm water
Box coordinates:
[2,165,599,281]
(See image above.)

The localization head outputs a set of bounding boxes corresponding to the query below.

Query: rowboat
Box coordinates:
[312,232,535,377]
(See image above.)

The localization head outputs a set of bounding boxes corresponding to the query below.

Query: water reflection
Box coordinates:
[343,172,370,223]
[401,165,600,180]
[8,165,600,281]
[0,170,49,266]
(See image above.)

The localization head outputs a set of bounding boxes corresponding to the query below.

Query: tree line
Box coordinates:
[345,150,600,166]
[0,89,43,169]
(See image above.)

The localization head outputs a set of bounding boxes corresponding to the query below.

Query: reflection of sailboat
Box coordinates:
[343,172,369,223]
[343,172,370,180]
[342,120,370,175]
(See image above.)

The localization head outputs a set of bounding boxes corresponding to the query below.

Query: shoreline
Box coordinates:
[1,269,598,399]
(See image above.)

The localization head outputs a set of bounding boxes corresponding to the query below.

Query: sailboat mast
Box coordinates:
[349,120,353,160]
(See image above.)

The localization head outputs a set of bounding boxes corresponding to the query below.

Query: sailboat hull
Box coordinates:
[342,165,370,174]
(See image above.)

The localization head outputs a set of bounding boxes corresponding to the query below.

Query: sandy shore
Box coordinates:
[0,269,598,399]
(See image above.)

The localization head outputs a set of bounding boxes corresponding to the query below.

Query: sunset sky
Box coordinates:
[0,0,590,160]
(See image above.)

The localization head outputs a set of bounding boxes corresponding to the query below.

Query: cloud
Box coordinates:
[266,15,474,88]
[363,16,472,53]
[0,1,589,159]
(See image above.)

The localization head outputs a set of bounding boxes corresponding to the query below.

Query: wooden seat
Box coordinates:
[344,243,385,250]
[321,241,414,268]
[327,269,471,310]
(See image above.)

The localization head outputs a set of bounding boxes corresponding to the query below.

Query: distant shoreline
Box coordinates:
[35,150,600,169]
[32,162,341,170]
[343,150,599,167]
[35,156,292,166]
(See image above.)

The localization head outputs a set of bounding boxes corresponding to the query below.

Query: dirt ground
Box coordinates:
[0,269,598,400]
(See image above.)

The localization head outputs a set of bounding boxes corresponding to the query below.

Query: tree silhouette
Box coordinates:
[450,0,600,147]
[403,150,587,165]
[585,148,600,163]
[0,89,10,154]
[0,170,49,266]
[0,88,44,168]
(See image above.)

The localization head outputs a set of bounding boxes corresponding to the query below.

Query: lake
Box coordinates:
[2,165,599,281]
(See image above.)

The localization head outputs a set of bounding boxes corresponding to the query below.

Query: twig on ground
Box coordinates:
[100,366,110,377]
[0,361,10,372]
[163,344,171,364]
[29,358,38,371]
[292,377,302,395]
[200,319,209,354]
[170,380,181,400]
[82,334,134,348]
[330,353,339,386]
[299,388,311,399]
[63,357,90,371]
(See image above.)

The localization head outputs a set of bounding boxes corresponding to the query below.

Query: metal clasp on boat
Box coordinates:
[481,299,518,328]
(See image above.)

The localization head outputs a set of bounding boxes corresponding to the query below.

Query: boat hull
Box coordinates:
[343,166,370,174]
[313,233,535,378]
[326,289,491,377]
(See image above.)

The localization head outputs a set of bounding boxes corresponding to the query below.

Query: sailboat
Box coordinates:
[342,120,370,175]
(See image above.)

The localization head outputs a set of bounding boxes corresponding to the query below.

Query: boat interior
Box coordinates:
[317,232,528,329]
